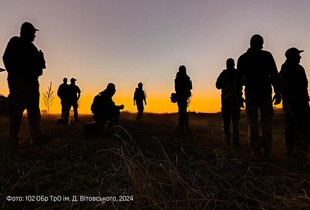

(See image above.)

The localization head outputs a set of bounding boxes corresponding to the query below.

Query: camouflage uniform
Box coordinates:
[237,35,281,156]
[280,48,310,157]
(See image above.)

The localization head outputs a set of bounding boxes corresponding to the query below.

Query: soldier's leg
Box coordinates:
[222,105,231,143]
[8,92,25,140]
[232,103,241,145]
[260,99,274,156]
[26,81,43,138]
[295,105,310,157]
[177,100,187,133]
[73,102,79,121]
[246,98,260,153]
[8,78,26,141]
[137,103,143,120]
[284,112,295,156]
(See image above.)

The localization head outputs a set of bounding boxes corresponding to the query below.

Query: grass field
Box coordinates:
[0,111,309,209]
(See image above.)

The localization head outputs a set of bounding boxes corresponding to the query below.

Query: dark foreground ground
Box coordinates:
[0,111,309,209]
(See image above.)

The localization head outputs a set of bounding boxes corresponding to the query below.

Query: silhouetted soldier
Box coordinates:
[91,83,124,132]
[216,58,243,145]
[237,34,281,157]
[280,48,310,162]
[175,65,192,134]
[68,78,81,121]
[134,82,147,120]
[57,78,70,119]
[3,22,49,145]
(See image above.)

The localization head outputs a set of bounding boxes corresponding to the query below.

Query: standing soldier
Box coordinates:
[57,78,70,119]
[3,22,50,145]
[68,78,81,121]
[237,34,281,158]
[175,65,192,134]
[216,58,243,145]
[133,82,147,120]
[280,47,310,162]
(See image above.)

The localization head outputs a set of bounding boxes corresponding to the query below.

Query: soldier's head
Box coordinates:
[179,65,187,75]
[63,78,68,84]
[70,78,76,84]
[250,34,264,50]
[226,58,235,70]
[20,22,38,42]
[106,83,116,97]
[138,82,143,89]
[285,47,303,64]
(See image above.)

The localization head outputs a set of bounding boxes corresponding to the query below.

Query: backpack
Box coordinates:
[91,95,100,113]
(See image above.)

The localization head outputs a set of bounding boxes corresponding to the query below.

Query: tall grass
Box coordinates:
[0,113,309,209]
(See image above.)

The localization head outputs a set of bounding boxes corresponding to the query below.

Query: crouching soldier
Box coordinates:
[91,83,124,133]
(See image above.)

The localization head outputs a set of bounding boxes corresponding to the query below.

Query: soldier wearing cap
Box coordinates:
[3,22,48,145]
[280,47,310,161]
[237,34,282,157]
[68,78,81,121]
[91,83,124,132]
[57,78,70,119]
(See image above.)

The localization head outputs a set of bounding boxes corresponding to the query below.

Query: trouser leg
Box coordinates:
[246,98,260,152]
[222,106,231,142]
[260,99,274,156]
[26,81,42,138]
[178,99,188,133]
[232,106,240,145]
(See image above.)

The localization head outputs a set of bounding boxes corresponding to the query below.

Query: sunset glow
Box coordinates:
[1,1,310,114]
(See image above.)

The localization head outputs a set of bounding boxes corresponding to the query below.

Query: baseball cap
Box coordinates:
[285,47,303,58]
[70,78,76,82]
[21,22,39,32]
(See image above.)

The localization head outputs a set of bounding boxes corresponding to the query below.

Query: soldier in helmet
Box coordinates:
[280,47,310,162]
[237,34,282,158]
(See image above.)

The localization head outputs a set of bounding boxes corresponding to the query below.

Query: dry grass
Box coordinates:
[0,111,309,209]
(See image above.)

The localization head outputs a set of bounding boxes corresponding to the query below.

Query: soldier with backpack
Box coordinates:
[174,65,192,134]
[91,83,124,132]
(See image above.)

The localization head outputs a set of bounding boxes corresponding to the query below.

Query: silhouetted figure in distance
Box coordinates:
[237,34,281,158]
[2,22,49,145]
[68,78,81,121]
[175,65,192,134]
[91,83,124,133]
[280,47,310,162]
[57,78,70,119]
[134,82,147,120]
[216,58,243,145]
